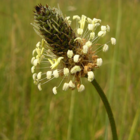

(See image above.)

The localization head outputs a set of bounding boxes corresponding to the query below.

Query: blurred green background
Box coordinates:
[0,0,140,140]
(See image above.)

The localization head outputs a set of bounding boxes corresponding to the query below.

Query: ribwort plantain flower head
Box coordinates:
[31,4,116,94]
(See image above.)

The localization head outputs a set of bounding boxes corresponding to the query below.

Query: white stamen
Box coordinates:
[73,15,80,20]
[38,83,42,91]
[36,42,41,48]
[101,25,107,31]
[106,25,110,32]
[111,37,116,45]
[31,66,35,73]
[87,71,94,82]
[96,58,103,67]
[83,45,88,54]
[103,44,109,52]
[73,55,80,63]
[90,32,95,40]
[37,72,42,80]
[78,84,85,92]
[85,41,92,47]
[31,57,35,64]
[69,80,75,88]
[33,59,39,66]
[98,31,106,37]
[53,70,59,78]
[70,66,81,74]
[46,71,52,79]
[32,73,37,80]
[63,68,69,76]
[32,49,36,56]
[67,50,73,58]
[88,24,94,30]
[52,86,57,94]
[77,28,83,35]
[62,83,69,91]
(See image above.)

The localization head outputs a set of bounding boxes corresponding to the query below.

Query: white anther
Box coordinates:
[87,17,92,23]
[90,32,95,40]
[78,84,85,92]
[33,59,39,66]
[67,50,73,58]
[87,71,94,82]
[70,66,81,74]
[52,87,57,94]
[46,71,52,79]
[101,25,107,31]
[63,68,69,76]
[93,18,101,23]
[103,44,109,52]
[73,55,80,63]
[62,83,69,91]
[98,31,106,37]
[111,37,116,45]
[106,25,110,32]
[88,24,94,30]
[32,73,37,80]
[85,41,92,47]
[32,49,36,56]
[53,70,59,78]
[31,66,35,73]
[79,15,86,29]
[77,28,83,35]
[69,80,75,88]
[37,72,42,80]
[38,83,42,91]
[36,42,41,48]
[31,57,35,64]
[96,58,103,67]
[65,16,70,20]
[83,45,88,54]
[73,15,80,20]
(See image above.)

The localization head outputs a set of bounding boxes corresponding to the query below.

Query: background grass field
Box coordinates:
[0,0,140,140]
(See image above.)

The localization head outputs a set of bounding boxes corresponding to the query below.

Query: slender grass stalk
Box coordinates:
[128,105,140,140]
[67,90,75,140]
[91,79,118,140]
[105,0,122,139]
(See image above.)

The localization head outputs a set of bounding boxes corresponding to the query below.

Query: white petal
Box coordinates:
[106,25,110,32]
[90,32,95,40]
[73,15,80,20]
[36,42,41,48]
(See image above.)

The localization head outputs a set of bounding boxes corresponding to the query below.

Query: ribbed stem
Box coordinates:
[91,79,118,140]
[67,90,75,140]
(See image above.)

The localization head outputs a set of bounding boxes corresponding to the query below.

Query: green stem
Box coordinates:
[91,79,118,140]
[67,90,75,140]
